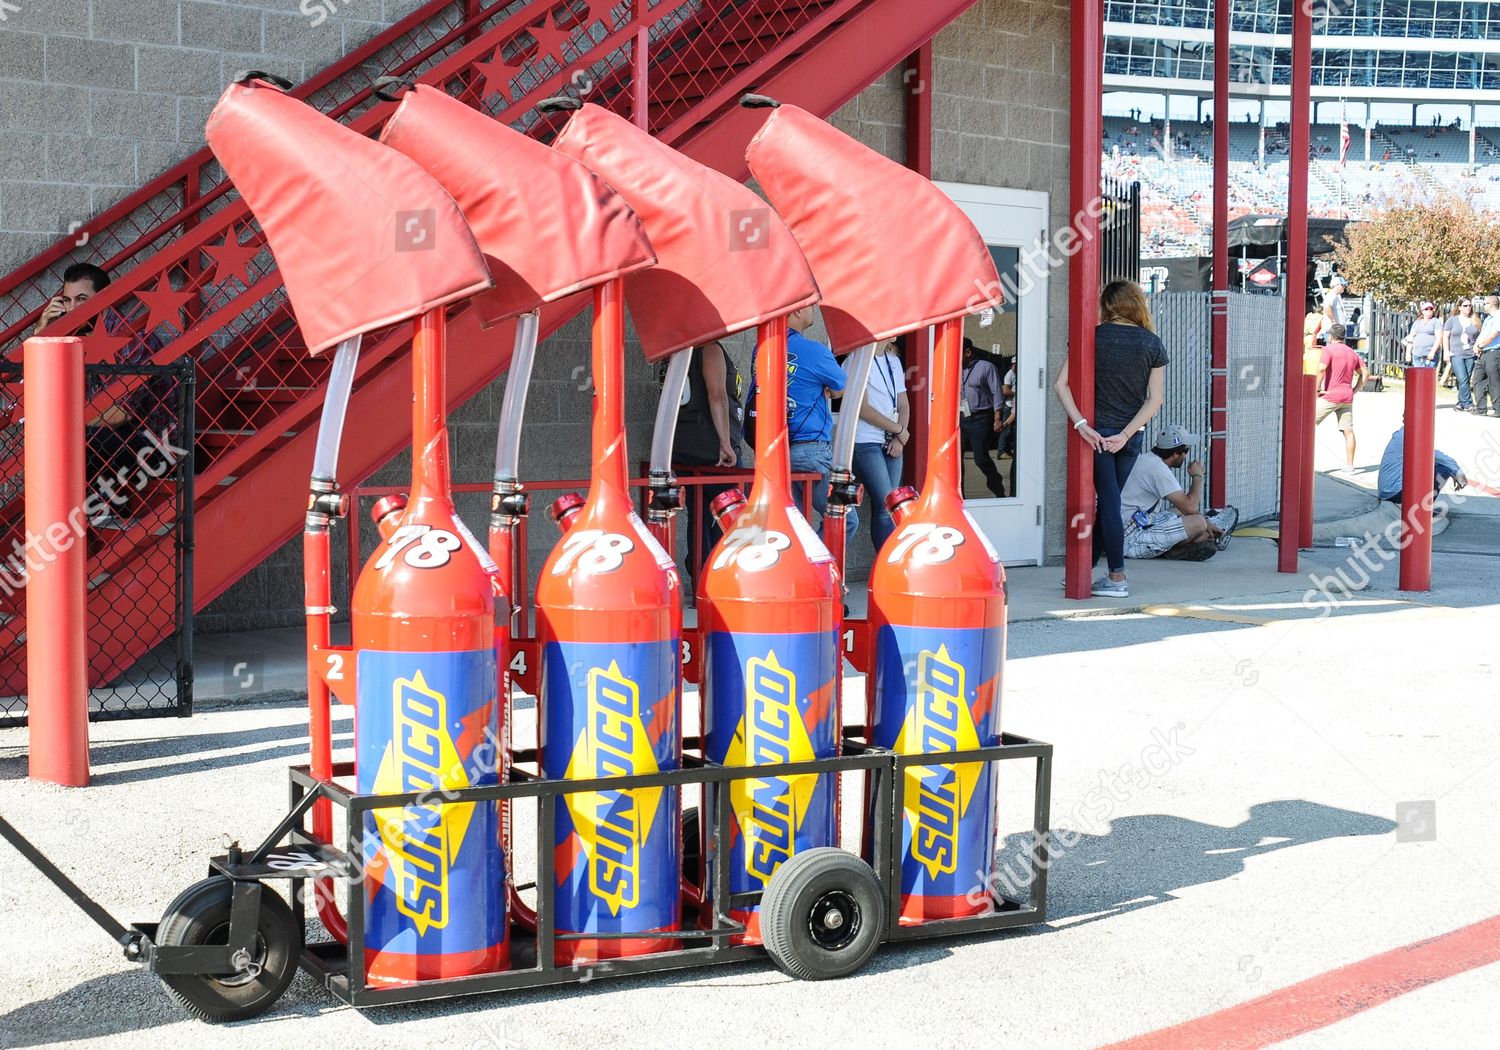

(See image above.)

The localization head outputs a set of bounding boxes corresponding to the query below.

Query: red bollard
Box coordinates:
[1300,372,1316,550]
[1399,367,1436,591]
[23,337,90,787]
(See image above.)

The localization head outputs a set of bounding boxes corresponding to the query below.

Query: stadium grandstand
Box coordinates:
[1103,0,1500,257]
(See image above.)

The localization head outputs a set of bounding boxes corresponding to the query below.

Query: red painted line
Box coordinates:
[1099,913,1500,1050]
[1469,479,1500,497]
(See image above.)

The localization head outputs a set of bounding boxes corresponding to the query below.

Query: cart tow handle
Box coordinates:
[0,817,145,957]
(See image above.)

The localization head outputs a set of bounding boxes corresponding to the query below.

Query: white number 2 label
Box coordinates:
[552,529,633,575]
[375,524,461,570]
[886,523,965,565]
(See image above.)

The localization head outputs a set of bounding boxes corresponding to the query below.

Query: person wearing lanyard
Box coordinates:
[960,339,1008,498]
[1445,299,1480,412]
[851,336,910,549]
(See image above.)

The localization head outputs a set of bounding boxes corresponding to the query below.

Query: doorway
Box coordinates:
[938,183,1049,565]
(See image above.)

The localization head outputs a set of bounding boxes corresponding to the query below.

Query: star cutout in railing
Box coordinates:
[529,12,574,64]
[475,47,521,101]
[79,328,129,365]
[136,274,194,337]
[206,228,260,287]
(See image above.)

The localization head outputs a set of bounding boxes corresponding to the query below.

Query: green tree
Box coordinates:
[1335,185,1500,308]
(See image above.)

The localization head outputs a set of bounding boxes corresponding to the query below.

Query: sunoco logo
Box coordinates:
[564,661,663,916]
[728,652,817,884]
[372,671,475,936]
[902,646,982,880]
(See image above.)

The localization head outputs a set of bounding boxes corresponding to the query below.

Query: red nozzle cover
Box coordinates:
[371,494,408,523]
[885,486,918,512]
[549,492,586,525]
[710,489,747,517]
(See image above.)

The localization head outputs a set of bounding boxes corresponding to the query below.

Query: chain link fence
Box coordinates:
[0,358,194,727]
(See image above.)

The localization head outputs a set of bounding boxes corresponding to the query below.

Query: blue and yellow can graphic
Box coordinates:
[870,623,1002,923]
[703,628,839,940]
[357,648,507,984]
[541,637,680,962]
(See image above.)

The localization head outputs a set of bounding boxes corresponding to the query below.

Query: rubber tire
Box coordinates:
[761,848,885,981]
[156,877,300,1023]
[681,806,703,888]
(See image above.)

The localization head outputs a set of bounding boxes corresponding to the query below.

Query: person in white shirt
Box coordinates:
[851,337,910,549]
[1320,275,1348,343]
[1119,425,1238,560]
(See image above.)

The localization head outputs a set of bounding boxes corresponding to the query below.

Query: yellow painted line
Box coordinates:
[1235,525,1279,539]
[1140,604,1278,626]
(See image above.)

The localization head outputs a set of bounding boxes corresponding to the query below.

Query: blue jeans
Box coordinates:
[1093,426,1143,574]
[790,439,858,542]
[1453,355,1476,408]
[851,441,903,550]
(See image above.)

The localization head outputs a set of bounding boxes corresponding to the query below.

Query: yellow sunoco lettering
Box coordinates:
[910,649,965,878]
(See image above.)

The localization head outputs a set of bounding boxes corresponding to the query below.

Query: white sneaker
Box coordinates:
[1092,576,1129,598]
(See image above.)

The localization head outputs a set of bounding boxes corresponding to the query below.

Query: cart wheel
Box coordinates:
[761,848,884,981]
[681,806,702,886]
[156,877,300,1023]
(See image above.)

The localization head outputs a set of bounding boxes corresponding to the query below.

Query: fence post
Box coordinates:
[1399,368,1436,591]
[24,337,90,787]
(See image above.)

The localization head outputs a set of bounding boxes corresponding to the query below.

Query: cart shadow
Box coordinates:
[993,799,1398,932]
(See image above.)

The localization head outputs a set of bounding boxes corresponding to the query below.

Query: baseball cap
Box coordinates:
[1331,275,1348,287]
[1152,424,1199,451]
[1421,301,1436,310]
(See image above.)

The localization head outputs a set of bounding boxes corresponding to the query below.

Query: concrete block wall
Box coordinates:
[0,0,430,277]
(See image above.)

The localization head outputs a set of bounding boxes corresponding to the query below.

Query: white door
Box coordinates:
[937,183,1048,565]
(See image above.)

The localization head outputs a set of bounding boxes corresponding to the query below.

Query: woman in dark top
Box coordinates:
[1052,280,1167,597]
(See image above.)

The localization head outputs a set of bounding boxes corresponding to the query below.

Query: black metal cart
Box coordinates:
[2,728,1052,1021]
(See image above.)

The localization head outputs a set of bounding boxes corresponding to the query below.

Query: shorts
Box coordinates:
[1123,512,1188,559]
[1315,397,1354,432]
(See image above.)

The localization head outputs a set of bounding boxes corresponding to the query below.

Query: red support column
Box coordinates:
[1209,0,1230,509]
[1277,1,1313,573]
[1399,368,1436,591]
[1300,372,1316,549]
[24,336,89,787]
[1065,0,1103,599]
[904,42,933,490]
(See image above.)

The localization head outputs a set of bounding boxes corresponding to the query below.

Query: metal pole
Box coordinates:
[1399,368,1436,591]
[1277,0,1313,573]
[633,0,649,130]
[1065,0,1103,599]
[24,336,89,786]
[903,42,933,490]
[1210,0,1230,510]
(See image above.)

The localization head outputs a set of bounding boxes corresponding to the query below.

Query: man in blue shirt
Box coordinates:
[1472,294,1500,416]
[1377,426,1466,504]
[781,305,856,540]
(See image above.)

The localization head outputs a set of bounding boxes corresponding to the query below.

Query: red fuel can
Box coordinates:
[697,317,842,944]
[536,280,683,965]
[352,310,509,985]
[867,319,1005,925]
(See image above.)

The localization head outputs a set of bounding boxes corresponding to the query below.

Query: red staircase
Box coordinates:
[0,0,978,696]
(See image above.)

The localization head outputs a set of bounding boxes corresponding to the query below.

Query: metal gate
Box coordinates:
[1101,177,1142,286]
[1144,292,1214,500]
[0,359,194,727]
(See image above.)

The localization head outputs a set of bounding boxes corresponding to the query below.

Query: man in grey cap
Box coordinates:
[1118,424,1238,560]
[1321,274,1349,343]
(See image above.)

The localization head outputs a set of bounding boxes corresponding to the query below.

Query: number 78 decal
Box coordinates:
[886,523,964,564]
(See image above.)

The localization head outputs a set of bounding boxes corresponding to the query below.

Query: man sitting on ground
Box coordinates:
[1377,426,1466,504]
[1120,424,1239,561]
